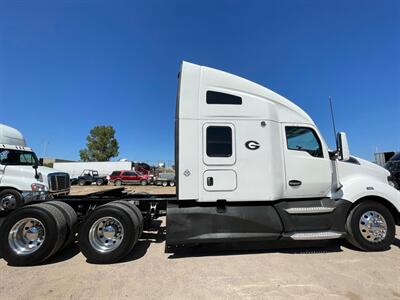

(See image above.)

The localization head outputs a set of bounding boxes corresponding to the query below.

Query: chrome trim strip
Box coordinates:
[285,207,335,214]
[289,231,343,240]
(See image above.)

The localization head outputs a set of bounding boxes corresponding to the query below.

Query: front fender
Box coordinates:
[334,177,400,213]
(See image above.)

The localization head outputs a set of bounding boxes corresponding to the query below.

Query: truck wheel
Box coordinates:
[112,200,144,238]
[169,181,175,187]
[162,182,168,187]
[0,204,67,266]
[96,179,104,186]
[108,202,141,241]
[114,180,122,186]
[346,201,395,251]
[0,189,23,210]
[140,180,147,186]
[78,179,86,186]
[78,204,138,264]
[46,201,78,248]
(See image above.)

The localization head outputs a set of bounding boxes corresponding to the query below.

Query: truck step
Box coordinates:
[288,231,344,240]
[284,206,335,214]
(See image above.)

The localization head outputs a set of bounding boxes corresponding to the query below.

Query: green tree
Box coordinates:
[79,126,119,161]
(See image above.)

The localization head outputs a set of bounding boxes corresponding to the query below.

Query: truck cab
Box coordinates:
[167,62,400,251]
[0,63,399,267]
[0,124,70,211]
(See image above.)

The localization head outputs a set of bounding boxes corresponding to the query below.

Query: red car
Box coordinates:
[109,170,151,186]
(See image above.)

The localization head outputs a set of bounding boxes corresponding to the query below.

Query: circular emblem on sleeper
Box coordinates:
[245,141,260,150]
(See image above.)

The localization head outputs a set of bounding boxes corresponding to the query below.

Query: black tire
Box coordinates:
[78,204,138,264]
[96,179,104,186]
[162,182,168,187]
[114,180,122,186]
[0,204,67,266]
[346,201,395,251]
[0,189,23,210]
[46,201,78,248]
[78,179,86,186]
[169,181,175,187]
[140,180,147,186]
[112,200,144,237]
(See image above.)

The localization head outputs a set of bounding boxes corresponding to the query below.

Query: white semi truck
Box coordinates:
[0,62,399,266]
[0,124,70,211]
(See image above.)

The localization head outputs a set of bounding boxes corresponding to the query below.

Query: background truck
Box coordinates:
[0,62,399,266]
[154,172,175,187]
[385,152,400,189]
[0,123,70,211]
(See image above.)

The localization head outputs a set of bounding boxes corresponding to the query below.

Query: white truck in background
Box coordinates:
[0,124,70,211]
[0,62,399,266]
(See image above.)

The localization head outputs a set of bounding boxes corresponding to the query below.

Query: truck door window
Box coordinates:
[285,127,323,158]
[206,126,232,157]
[0,149,38,165]
[20,153,35,164]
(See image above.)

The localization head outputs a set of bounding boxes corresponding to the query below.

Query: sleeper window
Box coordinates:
[285,127,323,158]
[206,91,242,105]
[206,126,232,157]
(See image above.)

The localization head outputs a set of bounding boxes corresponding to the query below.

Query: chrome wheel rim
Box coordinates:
[8,218,46,255]
[2,194,16,202]
[359,210,387,243]
[89,216,124,253]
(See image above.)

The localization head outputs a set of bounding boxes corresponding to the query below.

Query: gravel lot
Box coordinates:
[0,186,399,299]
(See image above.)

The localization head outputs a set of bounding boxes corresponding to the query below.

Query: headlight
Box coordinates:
[31,183,47,192]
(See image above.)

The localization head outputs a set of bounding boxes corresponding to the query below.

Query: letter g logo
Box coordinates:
[245,141,260,150]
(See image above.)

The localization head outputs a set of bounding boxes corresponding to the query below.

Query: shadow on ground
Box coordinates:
[167,240,346,259]
[43,243,81,265]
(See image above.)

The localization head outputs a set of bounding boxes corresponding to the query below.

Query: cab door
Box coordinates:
[201,123,237,198]
[131,172,140,184]
[121,171,133,184]
[282,125,332,198]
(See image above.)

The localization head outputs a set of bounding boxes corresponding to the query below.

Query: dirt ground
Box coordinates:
[0,186,399,300]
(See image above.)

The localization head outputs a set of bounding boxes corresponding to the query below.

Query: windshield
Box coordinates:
[0,149,39,166]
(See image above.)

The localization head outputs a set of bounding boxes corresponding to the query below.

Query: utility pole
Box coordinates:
[43,140,49,158]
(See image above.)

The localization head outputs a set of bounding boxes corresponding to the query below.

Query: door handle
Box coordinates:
[289,180,302,187]
[207,177,214,186]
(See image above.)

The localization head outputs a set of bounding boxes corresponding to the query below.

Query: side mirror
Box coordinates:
[337,132,350,161]
[32,164,40,180]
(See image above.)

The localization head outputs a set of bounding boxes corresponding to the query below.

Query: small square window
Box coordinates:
[206,126,232,157]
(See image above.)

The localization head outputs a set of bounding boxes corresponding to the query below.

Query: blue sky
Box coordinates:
[1,0,399,163]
